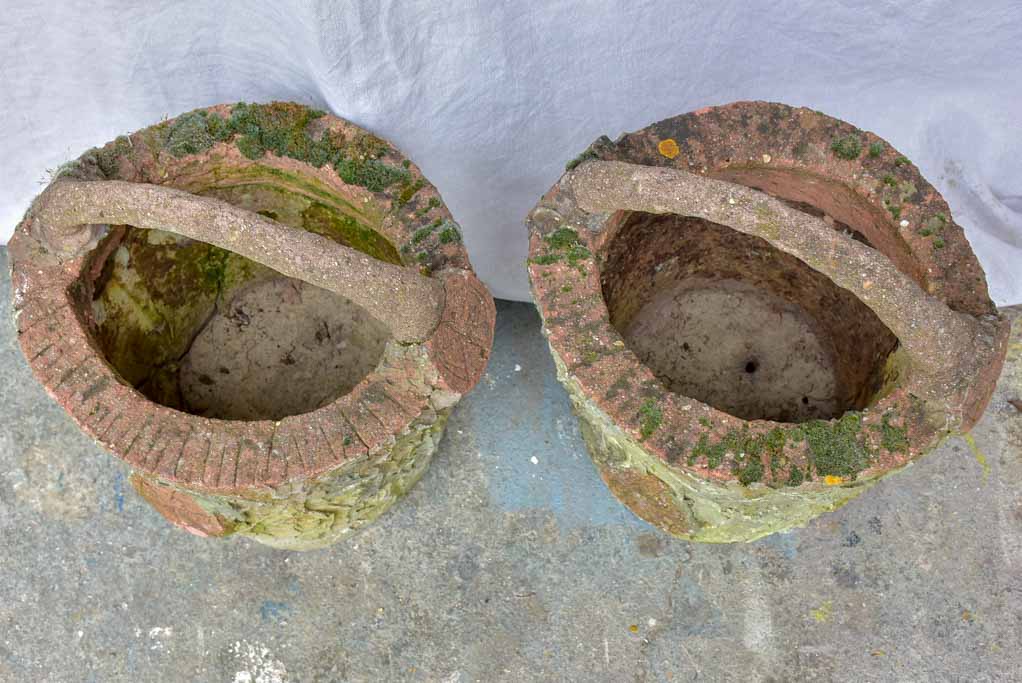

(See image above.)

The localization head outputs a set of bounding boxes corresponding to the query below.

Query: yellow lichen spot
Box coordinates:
[811,600,833,623]
[962,433,990,483]
[628,624,639,633]
[658,138,680,159]
[823,475,844,486]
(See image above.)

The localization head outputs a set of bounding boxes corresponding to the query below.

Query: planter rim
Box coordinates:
[527,100,1009,488]
[10,102,495,495]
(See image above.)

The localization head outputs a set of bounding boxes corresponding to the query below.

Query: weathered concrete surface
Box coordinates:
[1,249,1020,681]
[28,179,444,343]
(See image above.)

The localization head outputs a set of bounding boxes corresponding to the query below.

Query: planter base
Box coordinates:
[549,343,881,542]
[133,406,450,550]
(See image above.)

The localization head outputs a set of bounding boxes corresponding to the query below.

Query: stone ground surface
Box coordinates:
[0,247,1020,683]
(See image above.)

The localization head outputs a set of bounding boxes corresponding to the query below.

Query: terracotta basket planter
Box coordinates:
[527,101,1009,542]
[10,102,494,550]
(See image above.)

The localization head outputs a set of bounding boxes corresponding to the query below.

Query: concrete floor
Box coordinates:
[0,247,1020,682]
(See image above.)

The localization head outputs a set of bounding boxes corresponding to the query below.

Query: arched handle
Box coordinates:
[28,179,444,343]
[565,160,990,393]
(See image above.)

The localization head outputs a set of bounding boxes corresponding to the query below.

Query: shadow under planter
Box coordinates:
[527,101,1009,542]
[10,102,495,550]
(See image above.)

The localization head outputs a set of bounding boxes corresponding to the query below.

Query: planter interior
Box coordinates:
[84,180,399,421]
[602,210,900,424]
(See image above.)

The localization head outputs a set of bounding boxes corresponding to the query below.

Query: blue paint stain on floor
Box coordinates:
[759,529,799,559]
[464,301,646,530]
[113,472,125,513]
[259,600,291,623]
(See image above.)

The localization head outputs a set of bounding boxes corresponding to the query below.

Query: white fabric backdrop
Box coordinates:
[2,1,1020,304]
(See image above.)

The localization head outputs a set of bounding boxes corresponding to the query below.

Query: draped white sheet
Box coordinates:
[2,1,1020,304]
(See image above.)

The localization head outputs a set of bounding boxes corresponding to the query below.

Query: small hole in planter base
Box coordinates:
[601,212,900,423]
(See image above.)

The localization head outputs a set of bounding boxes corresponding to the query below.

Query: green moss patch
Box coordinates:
[919,213,947,238]
[831,135,863,160]
[226,102,330,163]
[165,112,218,158]
[793,413,870,478]
[565,148,598,171]
[154,103,413,195]
[638,399,663,440]
[438,223,462,244]
[530,227,592,272]
[94,135,134,176]
[879,413,909,453]
[335,157,410,192]
[688,425,786,485]
[682,408,906,485]
[411,226,434,244]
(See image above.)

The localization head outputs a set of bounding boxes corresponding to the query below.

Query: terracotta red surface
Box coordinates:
[9,103,495,507]
[527,101,1009,488]
[426,270,498,395]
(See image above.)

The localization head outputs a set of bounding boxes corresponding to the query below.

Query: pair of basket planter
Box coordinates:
[11,101,1008,549]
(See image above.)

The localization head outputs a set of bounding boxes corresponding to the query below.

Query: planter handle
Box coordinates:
[28,179,444,343]
[566,160,996,398]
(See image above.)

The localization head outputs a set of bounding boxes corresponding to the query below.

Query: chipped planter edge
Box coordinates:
[9,102,496,550]
[526,100,1010,542]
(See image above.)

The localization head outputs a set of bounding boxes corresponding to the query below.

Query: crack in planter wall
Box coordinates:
[526,101,1009,542]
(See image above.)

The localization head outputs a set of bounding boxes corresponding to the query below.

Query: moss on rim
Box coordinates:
[155,103,413,195]
[794,413,871,479]
[565,148,599,171]
[638,398,663,440]
[529,227,592,272]
[831,135,863,160]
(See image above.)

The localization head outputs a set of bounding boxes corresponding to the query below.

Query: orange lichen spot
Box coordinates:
[823,475,844,486]
[658,138,680,159]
